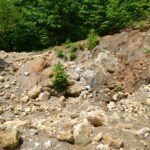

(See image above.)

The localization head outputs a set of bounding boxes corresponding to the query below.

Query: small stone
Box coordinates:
[87,110,108,126]
[68,72,80,81]
[57,130,74,143]
[73,119,93,146]
[117,123,133,129]
[0,76,4,82]
[0,107,3,115]
[4,83,10,89]
[21,95,29,103]
[25,107,31,113]
[58,96,66,102]
[145,98,150,106]
[107,101,116,110]
[93,133,102,142]
[4,120,29,128]
[102,133,124,149]
[24,72,29,76]
[67,84,84,97]
[0,92,5,96]
[5,92,11,99]
[35,142,40,147]
[140,140,148,147]
[38,91,50,101]
[44,140,52,149]
[28,85,41,98]
[112,92,127,101]
[136,127,150,136]
[96,143,110,150]
[10,94,16,100]
[0,126,20,149]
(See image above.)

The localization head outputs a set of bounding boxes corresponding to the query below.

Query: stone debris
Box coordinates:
[0,30,150,150]
[0,126,20,149]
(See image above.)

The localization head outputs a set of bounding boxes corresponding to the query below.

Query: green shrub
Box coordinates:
[87,29,99,50]
[57,50,65,58]
[52,62,68,92]
[64,55,68,61]
[70,44,77,52]
[115,85,123,92]
[65,39,72,48]
[145,49,150,54]
[69,43,77,60]
[70,51,76,61]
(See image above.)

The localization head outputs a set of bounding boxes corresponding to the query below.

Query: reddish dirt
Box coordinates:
[108,54,150,93]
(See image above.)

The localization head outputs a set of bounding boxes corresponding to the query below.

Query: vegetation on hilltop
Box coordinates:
[0,0,150,51]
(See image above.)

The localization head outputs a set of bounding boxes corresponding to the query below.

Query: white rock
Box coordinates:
[38,91,50,101]
[44,140,52,149]
[4,83,10,89]
[96,143,110,150]
[107,101,116,110]
[24,72,29,76]
[82,70,96,91]
[136,127,150,136]
[0,76,4,82]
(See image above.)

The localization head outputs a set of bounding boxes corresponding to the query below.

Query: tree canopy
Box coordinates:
[0,0,150,51]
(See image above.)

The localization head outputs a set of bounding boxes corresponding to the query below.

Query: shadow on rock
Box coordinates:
[0,59,8,72]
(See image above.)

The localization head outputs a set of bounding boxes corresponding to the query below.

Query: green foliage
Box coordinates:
[57,50,65,58]
[65,39,72,49]
[69,43,78,60]
[0,0,150,51]
[87,29,99,50]
[115,85,123,92]
[52,62,68,92]
[69,51,76,61]
[145,49,150,54]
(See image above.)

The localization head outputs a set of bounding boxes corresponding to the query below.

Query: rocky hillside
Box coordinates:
[0,29,150,150]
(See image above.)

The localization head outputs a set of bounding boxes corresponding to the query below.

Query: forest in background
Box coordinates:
[0,0,150,51]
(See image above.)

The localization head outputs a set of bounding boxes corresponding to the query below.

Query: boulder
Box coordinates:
[56,130,74,143]
[28,85,41,98]
[87,110,108,126]
[21,95,29,103]
[102,133,123,149]
[82,70,96,91]
[67,84,84,96]
[0,76,4,82]
[0,126,20,149]
[23,57,47,74]
[38,91,50,101]
[73,119,93,146]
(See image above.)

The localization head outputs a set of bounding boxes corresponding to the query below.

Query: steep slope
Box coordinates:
[0,29,150,150]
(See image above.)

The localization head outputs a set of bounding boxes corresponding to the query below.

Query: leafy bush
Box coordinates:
[145,49,150,54]
[115,85,123,92]
[0,0,150,51]
[69,51,76,61]
[57,50,65,58]
[52,62,68,92]
[87,29,99,50]
[69,43,77,60]
[65,39,72,49]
